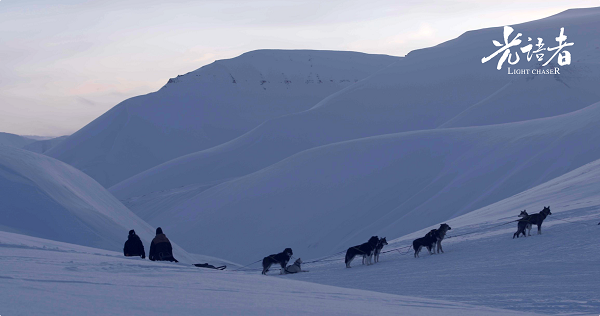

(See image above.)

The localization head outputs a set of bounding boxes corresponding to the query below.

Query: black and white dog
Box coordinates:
[373,237,388,263]
[262,248,293,275]
[413,230,437,258]
[345,236,378,268]
[434,223,451,254]
[513,210,532,238]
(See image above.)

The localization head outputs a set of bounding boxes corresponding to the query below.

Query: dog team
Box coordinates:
[260,206,553,274]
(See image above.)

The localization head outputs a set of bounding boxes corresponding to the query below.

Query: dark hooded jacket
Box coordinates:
[123,230,145,258]
[149,227,178,262]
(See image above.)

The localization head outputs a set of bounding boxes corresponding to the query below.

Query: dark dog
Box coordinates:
[435,223,451,253]
[373,237,388,263]
[413,230,437,258]
[345,236,378,268]
[513,210,532,238]
[262,248,293,275]
[528,206,552,235]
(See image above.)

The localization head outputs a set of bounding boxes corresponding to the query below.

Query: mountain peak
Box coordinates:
[48,50,399,188]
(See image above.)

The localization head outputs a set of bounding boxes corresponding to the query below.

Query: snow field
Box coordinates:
[0,231,537,316]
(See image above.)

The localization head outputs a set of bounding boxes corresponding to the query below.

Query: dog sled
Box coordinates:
[194,263,227,270]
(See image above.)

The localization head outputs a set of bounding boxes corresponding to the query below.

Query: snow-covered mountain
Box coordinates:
[135,101,600,263]
[46,50,399,187]
[110,7,600,201]
[105,7,600,264]
[4,140,600,315]
[5,6,600,316]
[0,145,193,262]
[0,132,35,148]
[22,135,68,153]
[4,151,600,314]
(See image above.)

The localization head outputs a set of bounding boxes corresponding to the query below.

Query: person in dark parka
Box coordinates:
[149,227,178,262]
[123,229,145,258]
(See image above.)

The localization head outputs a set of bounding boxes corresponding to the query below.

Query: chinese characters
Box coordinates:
[482,26,574,70]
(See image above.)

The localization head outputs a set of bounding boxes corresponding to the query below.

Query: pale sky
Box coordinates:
[1,0,598,136]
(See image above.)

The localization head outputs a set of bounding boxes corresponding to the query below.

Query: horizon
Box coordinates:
[1,1,598,137]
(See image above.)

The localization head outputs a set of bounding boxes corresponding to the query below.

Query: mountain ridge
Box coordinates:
[110,7,600,200]
[47,50,400,187]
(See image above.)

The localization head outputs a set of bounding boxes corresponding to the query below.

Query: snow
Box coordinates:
[46,50,399,187]
[21,135,57,141]
[0,230,538,316]
[113,100,600,265]
[4,7,600,316]
[102,8,600,269]
[5,153,600,314]
[281,157,600,315]
[22,135,68,154]
[110,7,600,202]
[0,145,194,263]
[0,132,35,148]
[285,207,600,315]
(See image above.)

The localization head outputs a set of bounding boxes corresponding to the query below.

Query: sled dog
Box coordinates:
[345,236,378,268]
[262,248,293,275]
[528,206,552,235]
[435,223,451,254]
[413,230,438,258]
[284,258,308,274]
[373,237,388,263]
[513,210,532,238]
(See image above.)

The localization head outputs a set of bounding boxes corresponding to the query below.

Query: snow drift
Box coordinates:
[0,145,193,262]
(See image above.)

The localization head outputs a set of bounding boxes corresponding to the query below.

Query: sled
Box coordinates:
[194,263,226,270]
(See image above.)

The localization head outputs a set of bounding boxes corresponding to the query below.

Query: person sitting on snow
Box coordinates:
[149,227,178,262]
[123,229,145,258]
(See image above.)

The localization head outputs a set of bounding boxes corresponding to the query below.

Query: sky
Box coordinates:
[1,0,598,136]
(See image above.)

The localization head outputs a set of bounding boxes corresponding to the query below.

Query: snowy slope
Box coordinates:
[0,145,194,262]
[287,206,600,315]
[442,154,600,228]
[0,231,538,316]
[110,7,600,201]
[283,156,600,315]
[5,152,600,316]
[22,135,68,153]
[46,50,399,187]
[136,100,600,264]
[0,132,35,148]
